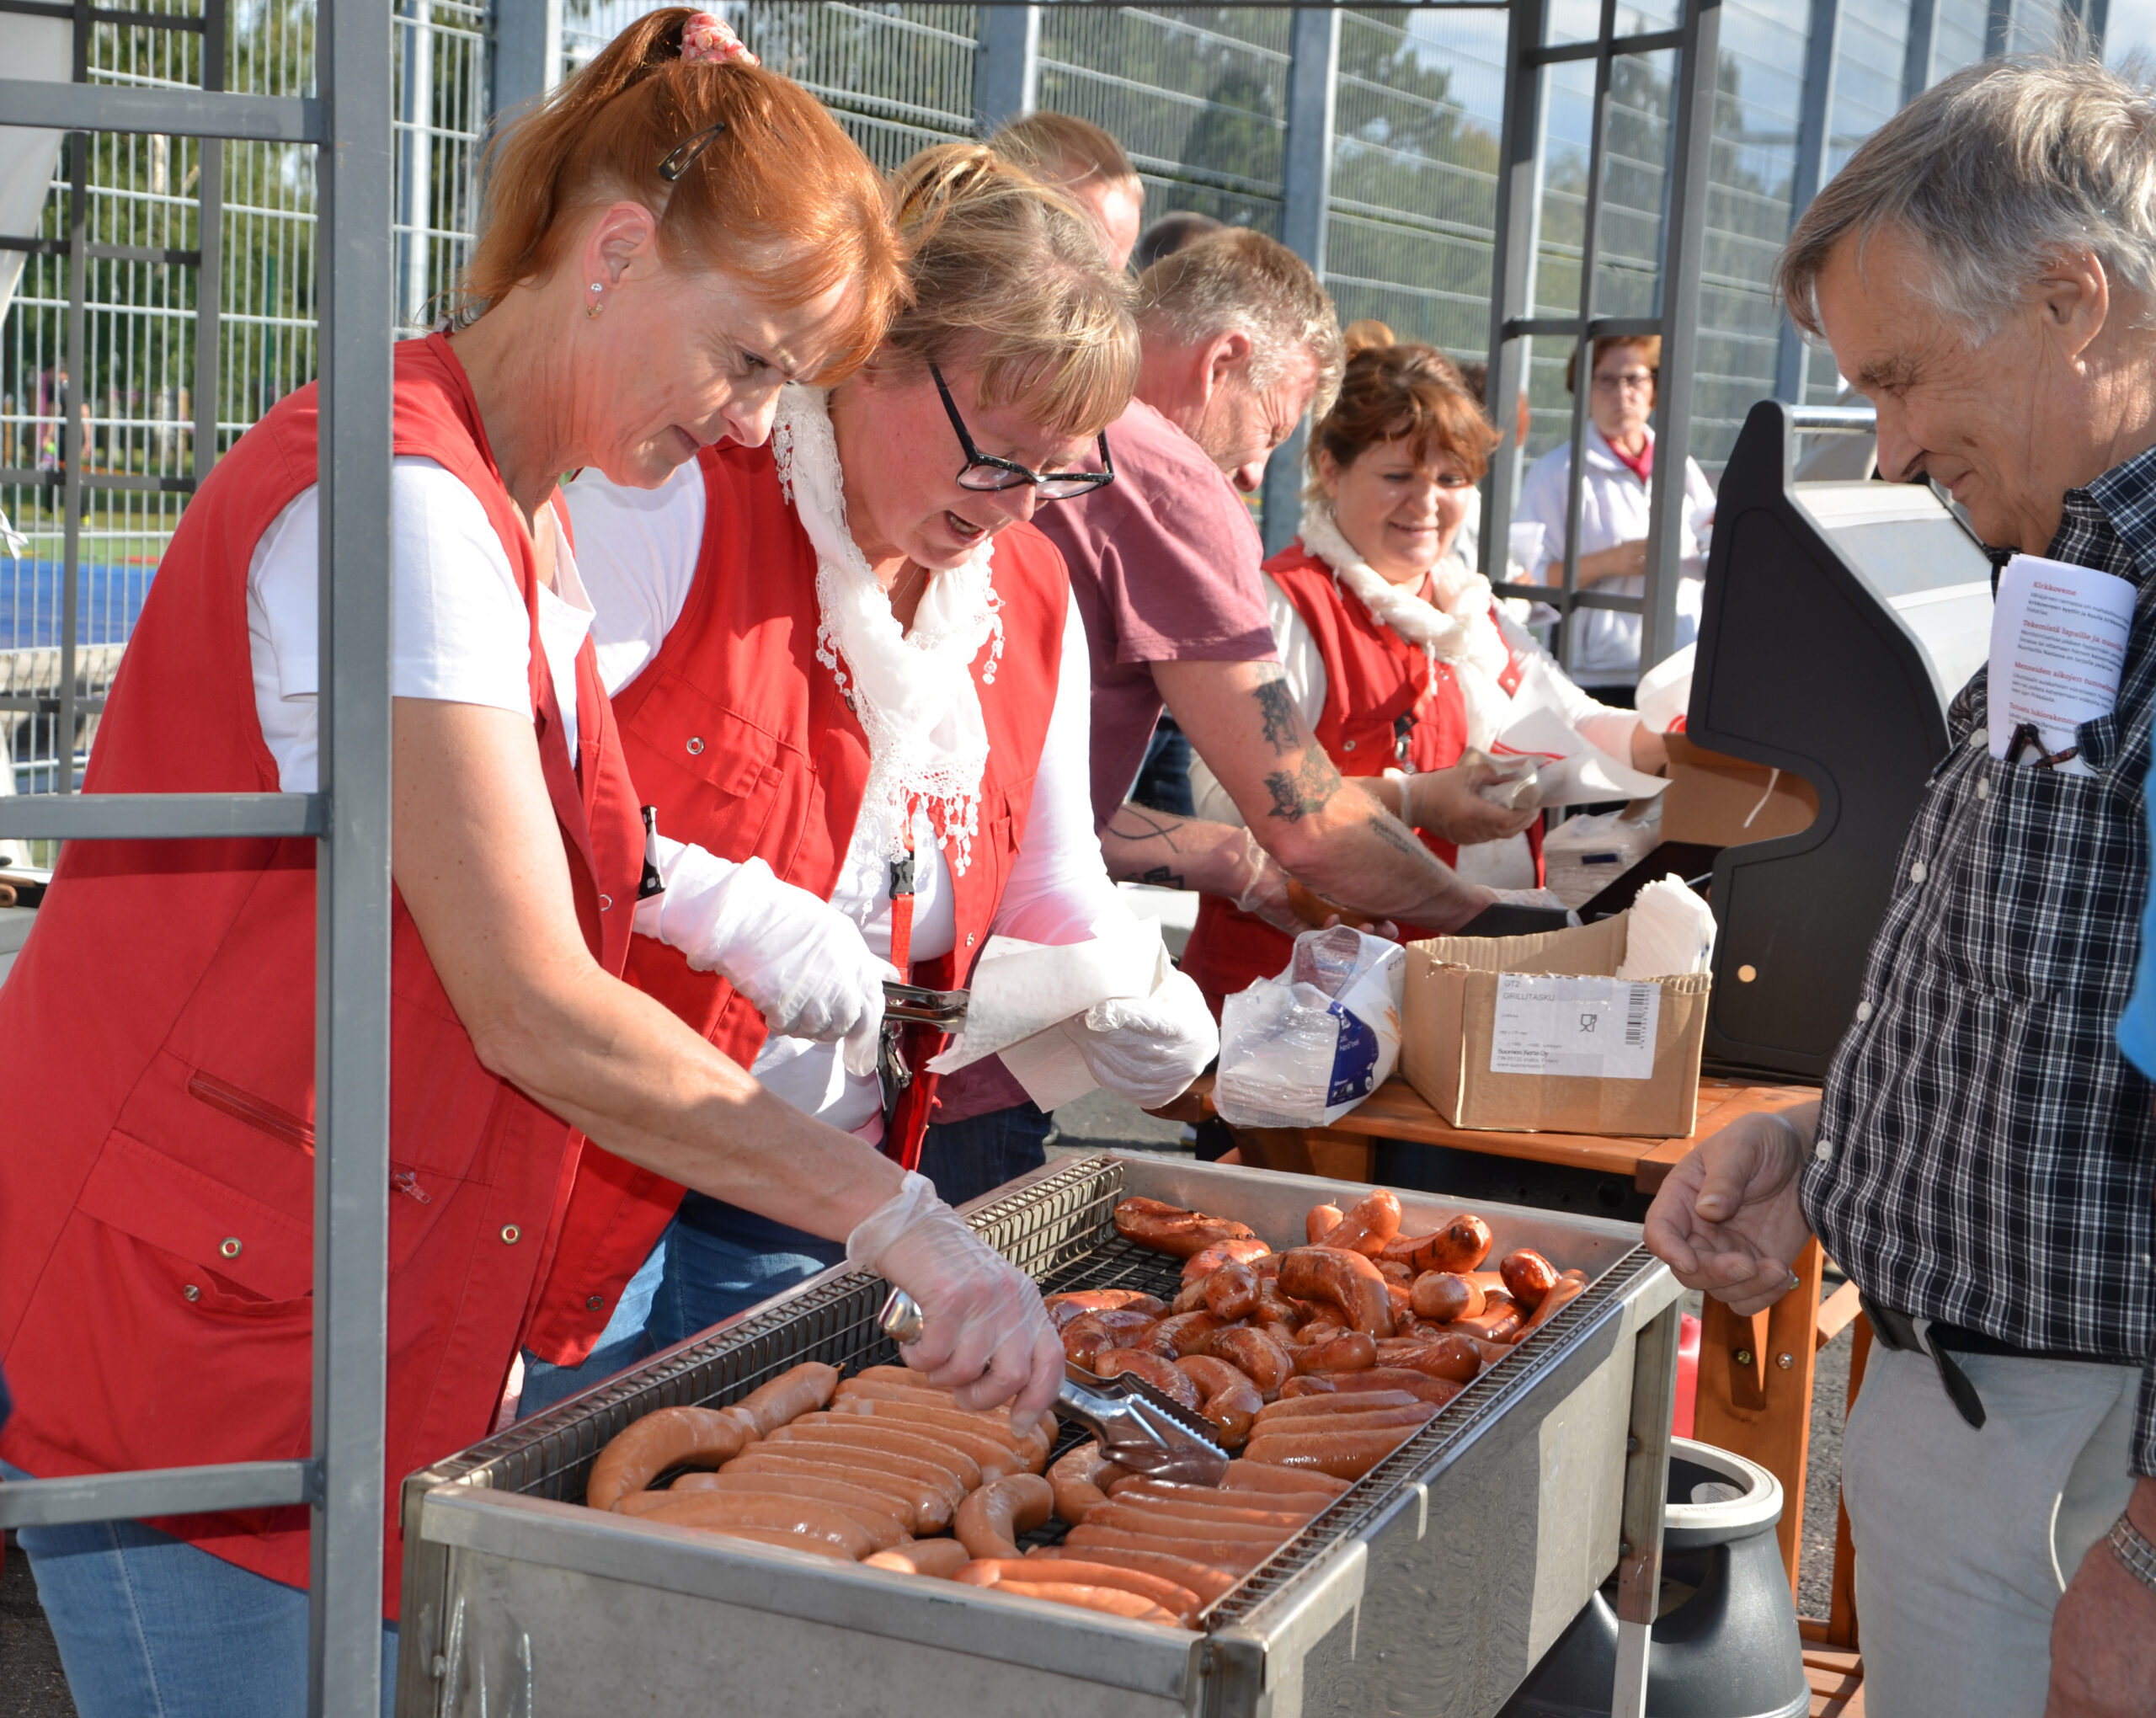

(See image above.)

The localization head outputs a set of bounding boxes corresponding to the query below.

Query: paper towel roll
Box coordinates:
[1614,875,1716,979]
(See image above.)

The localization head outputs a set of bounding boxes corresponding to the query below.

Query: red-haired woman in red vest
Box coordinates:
[529,145,1219,1395]
[1181,326,1668,1003]
[0,19,1064,1713]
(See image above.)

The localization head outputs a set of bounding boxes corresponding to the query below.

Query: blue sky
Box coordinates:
[2111,0,2156,65]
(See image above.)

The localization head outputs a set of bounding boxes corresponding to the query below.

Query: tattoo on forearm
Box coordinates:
[1134,865,1187,889]
[1265,752,1342,823]
[1362,809,1427,860]
[1107,804,1191,851]
[1252,676,1300,755]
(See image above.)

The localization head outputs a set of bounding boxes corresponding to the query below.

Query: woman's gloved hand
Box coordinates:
[636,840,892,1075]
[1226,826,1321,936]
[1074,963,1219,1108]
[846,1172,1063,1432]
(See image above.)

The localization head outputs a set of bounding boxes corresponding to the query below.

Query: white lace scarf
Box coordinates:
[1296,499,1513,753]
[772,384,1002,873]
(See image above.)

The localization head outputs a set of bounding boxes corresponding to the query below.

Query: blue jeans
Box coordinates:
[516,1231,670,1420]
[643,1202,846,1353]
[1,1461,396,1718]
[915,1099,1053,1208]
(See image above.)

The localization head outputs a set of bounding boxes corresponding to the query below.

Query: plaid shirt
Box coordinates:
[1806,447,2156,1478]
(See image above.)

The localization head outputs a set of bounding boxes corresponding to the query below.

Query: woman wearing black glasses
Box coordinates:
[522,144,1216,1392]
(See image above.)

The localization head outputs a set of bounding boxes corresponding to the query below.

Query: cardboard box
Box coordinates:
[1660,734,1817,847]
[1401,911,1710,1138]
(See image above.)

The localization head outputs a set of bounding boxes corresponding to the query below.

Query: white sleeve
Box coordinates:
[990,596,1129,946]
[563,458,707,696]
[247,456,532,794]
[1512,446,1571,579]
[1263,575,1328,729]
[1494,605,1642,760]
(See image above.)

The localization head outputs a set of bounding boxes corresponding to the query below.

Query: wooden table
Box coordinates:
[1156,1072,1842,1594]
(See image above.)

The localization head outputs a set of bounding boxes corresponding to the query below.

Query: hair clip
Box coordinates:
[679,13,756,67]
[658,120,727,182]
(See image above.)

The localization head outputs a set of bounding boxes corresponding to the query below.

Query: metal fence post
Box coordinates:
[1774,0,1841,403]
[1262,3,1340,558]
[1641,0,1721,673]
[1901,0,1938,104]
[489,0,562,125]
[1481,0,1548,584]
[399,0,436,328]
[311,0,398,1705]
[972,4,1038,135]
[193,0,227,482]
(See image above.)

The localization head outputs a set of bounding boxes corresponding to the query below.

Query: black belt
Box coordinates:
[1860,1293,2116,1429]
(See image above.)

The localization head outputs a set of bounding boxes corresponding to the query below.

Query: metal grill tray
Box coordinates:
[398,1152,1680,1718]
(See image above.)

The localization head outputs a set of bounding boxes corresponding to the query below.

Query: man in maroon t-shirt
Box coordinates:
[1033,230,1518,931]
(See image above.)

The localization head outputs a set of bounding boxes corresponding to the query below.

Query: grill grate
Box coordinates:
[419,1155,1657,1635]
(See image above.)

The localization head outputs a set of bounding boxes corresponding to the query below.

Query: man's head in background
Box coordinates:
[989,112,1145,270]
[1133,210,1223,274]
[1134,228,1344,494]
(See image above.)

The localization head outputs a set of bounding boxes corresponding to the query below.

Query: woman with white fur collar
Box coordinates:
[519,145,1218,1402]
[1182,326,1667,1004]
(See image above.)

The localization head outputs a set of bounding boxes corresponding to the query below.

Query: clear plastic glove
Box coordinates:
[1075,963,1220,1108]
[1404,759,1541,846]
[637,840,893,1076]
[846,1172,1063,1432]
[1225,826,1322,936]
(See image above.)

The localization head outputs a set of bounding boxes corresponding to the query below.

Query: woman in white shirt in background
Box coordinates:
[1513,333,1716,699]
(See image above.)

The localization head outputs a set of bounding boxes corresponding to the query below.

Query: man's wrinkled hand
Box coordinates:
[1406,761,1540,847]
[1643,1105,1817,1314]
[2046,1478,2156,1718]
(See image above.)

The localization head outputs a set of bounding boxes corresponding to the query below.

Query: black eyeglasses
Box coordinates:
[658,120,727,183]
[930,362,1113,500]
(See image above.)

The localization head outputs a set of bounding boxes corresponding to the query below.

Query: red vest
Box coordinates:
[520,440,1069,1361]
[0,335,644,1613]
[1180,541,1537,1000]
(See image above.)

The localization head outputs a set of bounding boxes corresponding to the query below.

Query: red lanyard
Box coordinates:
[888,812,916,979]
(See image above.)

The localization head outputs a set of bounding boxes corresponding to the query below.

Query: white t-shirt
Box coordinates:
[247,456,593,792]
[1189,572,1642,889]
[568,460,1118,1134]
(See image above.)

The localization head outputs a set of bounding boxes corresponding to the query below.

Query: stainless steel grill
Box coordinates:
[398,1153,1682,1718]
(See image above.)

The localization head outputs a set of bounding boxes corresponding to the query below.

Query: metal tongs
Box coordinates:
[877,1289,1230,1485]
[878,980,969,1091]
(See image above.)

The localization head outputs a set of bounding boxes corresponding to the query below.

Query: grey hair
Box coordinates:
[1780,55,2156,342]
[1134,227,1346,415]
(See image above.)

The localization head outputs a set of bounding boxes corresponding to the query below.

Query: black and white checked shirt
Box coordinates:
[1806,448,2156,1477]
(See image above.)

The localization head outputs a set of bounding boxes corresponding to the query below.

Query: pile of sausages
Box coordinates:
[583,1359,1255,1629]
[1073,1188,1591,1480]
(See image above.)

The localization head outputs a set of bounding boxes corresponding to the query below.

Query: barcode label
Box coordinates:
[1490,974,1662,1080]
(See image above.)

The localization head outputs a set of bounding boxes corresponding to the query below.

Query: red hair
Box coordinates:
[1310,322,1501,486]
[458,8,903,381]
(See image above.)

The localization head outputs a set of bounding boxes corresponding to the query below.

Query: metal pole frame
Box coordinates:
[0,2,398,1713]
[1901,0,1938,104]
[1260,2,1340,558]
[972,3,1039,134]
[1774,0,1840,404]
[1479,0,1548,584]
[1641,0,1720,672]
[488,0,563,131]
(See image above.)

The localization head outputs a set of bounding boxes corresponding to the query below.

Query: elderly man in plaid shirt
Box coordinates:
[1646,58,2156,1718]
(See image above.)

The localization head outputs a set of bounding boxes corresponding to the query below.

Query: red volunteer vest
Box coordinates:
[521,440,1069,1361]
[0,335,644,1613]
[1180,541,1537,1000]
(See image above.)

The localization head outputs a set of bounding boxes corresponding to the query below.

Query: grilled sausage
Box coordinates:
[1148,1310,1225,1358]
[1280,1368,1463,1406]
[1305,1203,1344,1245]
[1092,1348,1203,1410]
[722,1447,962,1521]
[1114,1197,1260,1260]
[955,1472,1055,1561]
[1499,1249,1561,1311]
[977,1577,1184,1628]
[1061,1309,1162,1370]
[1515,1268,1589,1338]
[628,1491,880,1557]
[1251,1403,1437,1438]
[1293,1331,1377,1374]
[1408,1271,1484,1323]
[1250,1389,1423,1422]
[730,1361,841,1437]
[1276,1247,1393,1337]
[792,1410,1023,1482]
[1085,1503,1302,1544]
[1452,1291,1524,1343]
[1063,1524,1271,1572]
[1203,1260,1262,1321]
[851,1365,959,1394]
[629,1480,908,1550]
[1043,1290,1167,1330]
[1209,1326,1296,1400]
[1424,1214,1494,1273]
[1048,1440,1127,1524]
[865,1540,972,1578]
[1174,1354,1265,1446]
[1179,1237,1274,1283]
[1372,1334,1483,1385]
[958,1557,1204,1625]
[1312,1188,1401,1257]
[1219,1458,1351,1497]
[587,1406,755,1512]
[1241,1425,1417,1481]
[1108,1478,1336,1518]
[1027,1545,1240,1605]
[764,1421,984,1491]
[707,1453,947,1534]
[826,1398,1052,1472]
[656,1470,918,1534]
